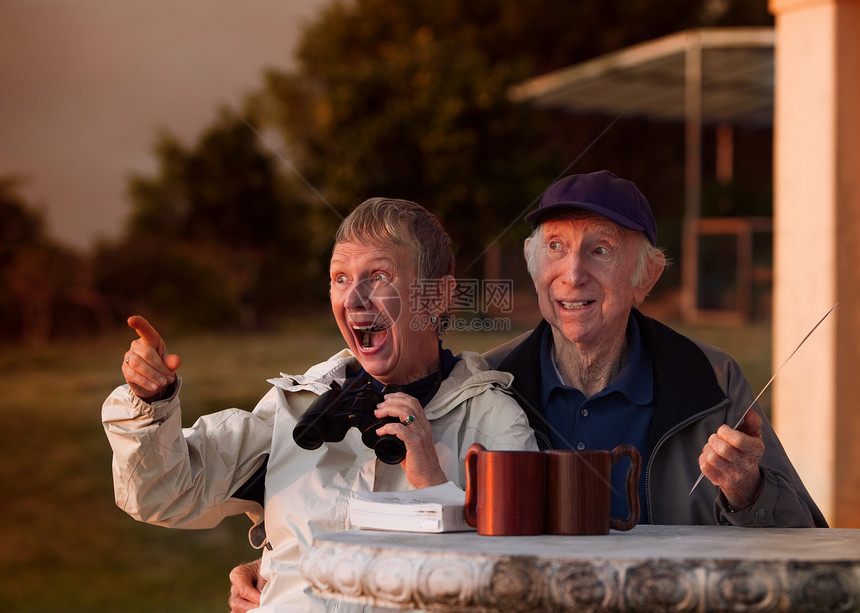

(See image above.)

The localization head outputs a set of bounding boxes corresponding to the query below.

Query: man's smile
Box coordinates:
[558,299,595,310]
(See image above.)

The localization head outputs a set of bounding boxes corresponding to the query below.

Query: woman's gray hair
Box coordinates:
[335,197,455,280]
[523,212,667,290]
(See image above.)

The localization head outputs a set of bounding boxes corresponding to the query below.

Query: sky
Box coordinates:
[0,0,329,250]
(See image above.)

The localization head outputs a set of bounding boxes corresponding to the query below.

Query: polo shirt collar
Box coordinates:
[539,312,653,406]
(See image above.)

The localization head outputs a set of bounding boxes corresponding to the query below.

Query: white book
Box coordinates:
[348,481,475,533]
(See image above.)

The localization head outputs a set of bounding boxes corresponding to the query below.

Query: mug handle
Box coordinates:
[609,444,642,531]
[463,443,485,528]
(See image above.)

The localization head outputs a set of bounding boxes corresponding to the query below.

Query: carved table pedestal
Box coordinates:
[300,524,860,612]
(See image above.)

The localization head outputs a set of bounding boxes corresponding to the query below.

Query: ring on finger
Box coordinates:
[403,413,416,425]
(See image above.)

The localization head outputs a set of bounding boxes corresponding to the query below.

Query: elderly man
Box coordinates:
[487,170,825,528]
[228,171,826,613]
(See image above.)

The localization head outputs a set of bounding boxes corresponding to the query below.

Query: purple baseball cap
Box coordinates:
[524,170,657,245]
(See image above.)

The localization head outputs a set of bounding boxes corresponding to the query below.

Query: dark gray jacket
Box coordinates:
[486,311,827,527]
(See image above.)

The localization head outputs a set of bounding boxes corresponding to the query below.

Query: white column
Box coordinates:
[770,0,860,527]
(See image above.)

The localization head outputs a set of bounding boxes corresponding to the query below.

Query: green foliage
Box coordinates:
[262,0,557,271]
[259,0,772,275]
[128,109,289,249]
[486,0,771,72]
[94,238,242,329]
[96,0,774,334]
[0,176,45,263]
[0,177,89,346]
[111,108,328,329]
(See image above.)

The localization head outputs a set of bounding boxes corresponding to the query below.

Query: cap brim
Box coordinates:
[524,201,647,234]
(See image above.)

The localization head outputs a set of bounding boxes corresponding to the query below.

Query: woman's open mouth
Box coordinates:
[351,317,392,350]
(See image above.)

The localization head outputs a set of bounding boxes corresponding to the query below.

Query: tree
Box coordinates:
[127,107,292,250]
[99,107,325,330]
[262,0,556,275]
[259,0,771,277]
[0,177,90,347]
[102,0,774,329]
[0,176,43,265]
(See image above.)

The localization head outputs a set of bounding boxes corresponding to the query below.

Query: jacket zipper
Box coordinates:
[645,398,731,523]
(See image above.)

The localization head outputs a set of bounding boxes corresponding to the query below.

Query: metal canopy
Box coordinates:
[508,27,775,127]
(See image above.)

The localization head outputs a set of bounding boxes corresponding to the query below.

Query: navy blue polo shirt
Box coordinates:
[540,314,653,522]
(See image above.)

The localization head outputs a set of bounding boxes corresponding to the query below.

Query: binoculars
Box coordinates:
[292,378,406,465]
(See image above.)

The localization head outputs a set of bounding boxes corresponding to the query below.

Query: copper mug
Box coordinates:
[545,445,641,535]
[463,443,545,536]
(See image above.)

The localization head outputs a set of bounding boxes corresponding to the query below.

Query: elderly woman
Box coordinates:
[103,198,537,612]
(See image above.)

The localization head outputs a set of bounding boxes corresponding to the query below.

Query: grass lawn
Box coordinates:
[0,316,771,612]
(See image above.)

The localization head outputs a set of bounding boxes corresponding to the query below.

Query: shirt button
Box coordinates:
[576,442,586,450]
[580,408,589,417]
[755,508,768,522]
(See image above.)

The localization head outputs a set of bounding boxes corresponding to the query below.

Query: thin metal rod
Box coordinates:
[689,302,838,495]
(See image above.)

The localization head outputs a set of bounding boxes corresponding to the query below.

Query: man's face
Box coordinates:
[329,241,440,384]
[531,216,643,348]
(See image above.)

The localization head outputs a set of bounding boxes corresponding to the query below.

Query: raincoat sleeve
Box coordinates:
[474,391,539,452]
[102,378,274,529]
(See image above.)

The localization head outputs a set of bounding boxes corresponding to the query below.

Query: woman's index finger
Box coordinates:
[126,315,165,352]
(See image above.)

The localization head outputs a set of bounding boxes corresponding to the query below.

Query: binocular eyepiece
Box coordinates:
[292,379,406,464]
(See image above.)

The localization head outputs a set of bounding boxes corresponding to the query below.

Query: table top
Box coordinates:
[300,525,860,612]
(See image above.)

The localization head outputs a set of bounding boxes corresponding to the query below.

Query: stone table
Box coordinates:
[300,524,860,612]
